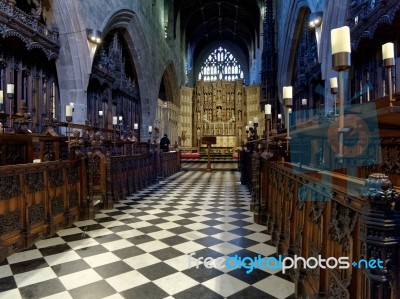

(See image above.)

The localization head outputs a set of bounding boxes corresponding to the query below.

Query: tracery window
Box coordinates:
[198,47,244,82]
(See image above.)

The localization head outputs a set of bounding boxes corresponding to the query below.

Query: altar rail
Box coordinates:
[0,160,87,262]
[242,150,400,298]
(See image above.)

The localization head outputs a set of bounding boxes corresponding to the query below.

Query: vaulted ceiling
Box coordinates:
[174,0,263,63]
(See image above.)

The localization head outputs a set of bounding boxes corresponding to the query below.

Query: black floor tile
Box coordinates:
[126,234,155,245]
[150,247,185,261]
[194,236,224,247]
[38,243,71,257]
[10,258,48,275]
[159,235,188,246]
[94,234,122,244]
[112,246,146,259]
[174,219,196,225]
[198,227,224,235]
[137,262,178,280]
[167,226,193,235]
[0,276,17,292]
[69,280,116,299]
[19,278,66,299]
[120,282,169,299]
[174,284,224,299]
[51,259,91,276]
[182,264,224,283]
[229,228,256,236]
[227,268,271,284]
[75,245,109,258]
[228,237,258,248]
[93,261,133,279]
[108,225,133,233]
[60,233,89,242]
[227,286,278,299]
[137,226,163,234]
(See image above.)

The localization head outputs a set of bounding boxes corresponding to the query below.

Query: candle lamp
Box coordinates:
[331,26,351,161]
[283,86,293,151]
[66,105,73,149]
[112,116,118,141]
[0,90,4,113]
[148,125,153,144]
[301,99,308,122]
[7,84,14,133]
[253,116,259,140]
[382,42,395,106]
[330,77,338,118]
[265,104,272,150]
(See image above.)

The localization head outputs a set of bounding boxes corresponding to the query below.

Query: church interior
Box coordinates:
[0,0,400,298]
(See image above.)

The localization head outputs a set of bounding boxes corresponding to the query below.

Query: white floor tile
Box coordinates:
[59,269,102,290]
[83,252,120,268]
[202,274,248,297]
[106,270,150,292]
[7,249,43,264]
[14,268,57,288]
[123,253,161,269]
[153,272,198,295]
[253,275,295,299]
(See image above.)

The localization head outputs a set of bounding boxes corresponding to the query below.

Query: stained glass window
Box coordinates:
[198,47,244,82]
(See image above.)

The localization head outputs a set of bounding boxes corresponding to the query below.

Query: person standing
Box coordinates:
[160,134,170,152]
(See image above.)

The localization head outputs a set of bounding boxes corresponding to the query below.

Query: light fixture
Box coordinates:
[382,42,395,106]
[86,29,102,44]
[331,26,351,161]
[308,11,323,28]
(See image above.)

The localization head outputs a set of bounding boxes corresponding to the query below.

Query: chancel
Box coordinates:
[0,1,399,298]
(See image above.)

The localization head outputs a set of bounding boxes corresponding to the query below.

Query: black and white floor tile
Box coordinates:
[0,165,295,299]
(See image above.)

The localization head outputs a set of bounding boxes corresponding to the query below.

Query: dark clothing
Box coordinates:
[160,136,170,152]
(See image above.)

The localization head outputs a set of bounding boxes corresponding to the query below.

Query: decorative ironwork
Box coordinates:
[0,212,20,235]
[48,168,64,187]
[28,203,45,224]
[25,172,44,193]
[0,175,21,199]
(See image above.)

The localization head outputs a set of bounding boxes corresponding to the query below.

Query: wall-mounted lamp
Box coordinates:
[308,11,323,28]
[86,29,102,44]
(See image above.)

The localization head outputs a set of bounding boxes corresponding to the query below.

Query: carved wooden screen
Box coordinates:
[87,32,140,134]
[0,1,59,134]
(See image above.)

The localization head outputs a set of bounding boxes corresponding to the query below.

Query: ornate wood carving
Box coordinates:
[67,166,79,184]
[0,1,60,60]
[24,172,44,193]
[42,142,55,162]
[0,212,20,235]
[328,270,350,299]
[329,202,358,242]
[68,190,79,209]
[349,0,400,51]
[0,175,21,199]
[50,196,64,215]
[28,203,45,224]
[48,168,64,187]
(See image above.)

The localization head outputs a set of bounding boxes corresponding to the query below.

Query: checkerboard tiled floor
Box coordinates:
[0,167,295,299]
